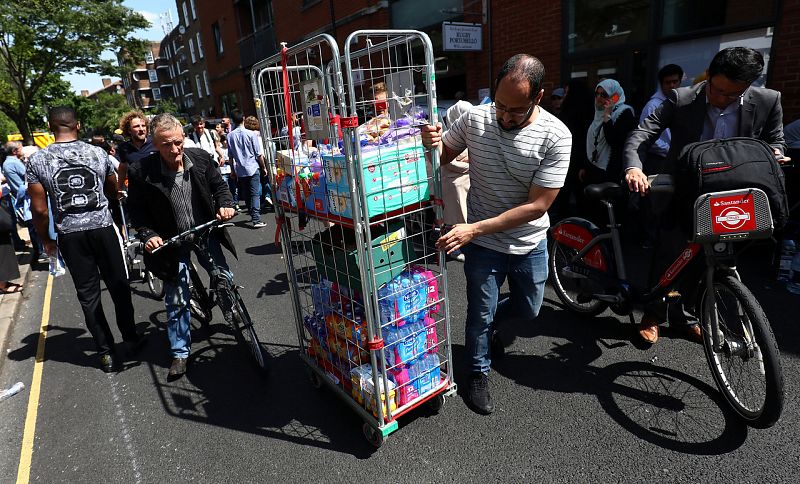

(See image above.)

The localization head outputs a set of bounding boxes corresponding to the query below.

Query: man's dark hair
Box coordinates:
[48,106,78,131]
[190,114,204,125]
[658,64,684,83]
[232,110,244,124]
[495,54,546,101]
[707,47,764,84]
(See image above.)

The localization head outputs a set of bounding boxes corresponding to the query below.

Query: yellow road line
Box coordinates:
[16,274,53,484]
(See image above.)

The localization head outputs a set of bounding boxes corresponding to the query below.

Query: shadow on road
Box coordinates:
[480,303,748,455]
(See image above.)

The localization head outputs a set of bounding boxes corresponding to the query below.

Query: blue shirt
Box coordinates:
[702,92,742,142]
[2,156,26,198]
[640,90,671,157]
[117,138,155,165]
[227,126,264,177]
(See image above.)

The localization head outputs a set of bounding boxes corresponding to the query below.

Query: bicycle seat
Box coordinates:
[584,182,623,201]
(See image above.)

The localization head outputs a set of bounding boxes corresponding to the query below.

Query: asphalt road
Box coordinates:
[1,212,798,482]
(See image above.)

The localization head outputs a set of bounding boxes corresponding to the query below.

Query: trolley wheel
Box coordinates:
[490,329,505,360]
[427,394,445,413]
[362,422,385,448]
[308,369,323,389]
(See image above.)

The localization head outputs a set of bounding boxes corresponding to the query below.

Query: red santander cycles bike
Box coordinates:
[548,176,784,428]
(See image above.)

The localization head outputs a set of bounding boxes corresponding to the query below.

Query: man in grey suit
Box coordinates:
[622,47,788,344]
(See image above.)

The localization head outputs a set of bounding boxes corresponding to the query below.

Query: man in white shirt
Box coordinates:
[422,54,572,415]
[189,115,226,165]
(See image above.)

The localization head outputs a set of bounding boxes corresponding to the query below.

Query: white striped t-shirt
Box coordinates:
[442,104,571,254]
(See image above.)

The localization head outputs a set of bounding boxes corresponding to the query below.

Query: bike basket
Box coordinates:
[692,188,773,243]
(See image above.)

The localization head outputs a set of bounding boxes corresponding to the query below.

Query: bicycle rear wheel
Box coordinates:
[228,288,268,373]
[548,239,609,317]
[146,270,165,299]
[188,262,212,328]
[700,274,784,428]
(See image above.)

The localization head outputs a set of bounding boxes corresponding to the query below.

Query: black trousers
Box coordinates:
[59,225,137,354]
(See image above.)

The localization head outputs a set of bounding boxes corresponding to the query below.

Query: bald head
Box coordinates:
[495,54,546,102]
[48,106,79,133]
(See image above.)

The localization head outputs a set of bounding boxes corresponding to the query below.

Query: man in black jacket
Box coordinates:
[623,47,787,344]
[127,113,235,379]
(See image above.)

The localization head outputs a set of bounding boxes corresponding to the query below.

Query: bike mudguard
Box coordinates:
[550,218,610,272]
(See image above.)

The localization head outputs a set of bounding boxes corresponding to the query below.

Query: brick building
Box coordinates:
[172,1,800,123]
[81,78,125,100]
[119,41,170,111]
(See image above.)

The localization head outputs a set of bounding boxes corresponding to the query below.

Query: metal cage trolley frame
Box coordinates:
[251,30,456,447]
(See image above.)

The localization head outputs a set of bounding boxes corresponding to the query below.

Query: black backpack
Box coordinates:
[677,137,789,229]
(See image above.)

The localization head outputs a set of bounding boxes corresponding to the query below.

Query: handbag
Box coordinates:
[0,198,15,233]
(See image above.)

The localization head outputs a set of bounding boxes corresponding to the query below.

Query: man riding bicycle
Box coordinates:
[623,47,788,344]
[127,113,236,380]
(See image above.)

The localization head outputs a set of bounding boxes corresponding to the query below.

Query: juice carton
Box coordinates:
[350,364,372,404]
[363,375,398,418]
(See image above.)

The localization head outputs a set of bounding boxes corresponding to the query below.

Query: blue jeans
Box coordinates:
[462,240,548,374]
[163,240,232,358]
[223,174,238,204]
[237,175,261,223]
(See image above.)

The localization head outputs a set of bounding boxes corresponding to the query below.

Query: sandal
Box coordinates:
[0,282,24,294]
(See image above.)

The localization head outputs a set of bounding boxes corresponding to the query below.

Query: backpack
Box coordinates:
[677,137,789,229]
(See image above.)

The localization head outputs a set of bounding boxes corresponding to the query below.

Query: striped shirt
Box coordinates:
[161,158,194,232]
[442,104,571,254]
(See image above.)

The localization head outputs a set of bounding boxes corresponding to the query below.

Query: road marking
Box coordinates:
[16,274,53,484]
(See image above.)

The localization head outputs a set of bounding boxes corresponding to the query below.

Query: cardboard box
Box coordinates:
[311,222,415,290]
[275,149,309,175]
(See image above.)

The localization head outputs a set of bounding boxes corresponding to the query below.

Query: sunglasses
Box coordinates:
[594,91,610,99]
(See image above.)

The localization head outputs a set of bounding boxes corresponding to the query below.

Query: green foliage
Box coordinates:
[0,0,149,143]
[151,98,180,116]
[76,92,131,137]
[0,111,17,141]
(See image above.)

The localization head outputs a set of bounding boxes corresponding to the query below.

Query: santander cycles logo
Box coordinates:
[710,194,756,233]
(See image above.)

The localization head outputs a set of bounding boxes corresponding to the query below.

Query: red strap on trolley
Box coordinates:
[281,44,307,230]
[340,116,359,128]
[274,215,285,246]
[366,338,384,351]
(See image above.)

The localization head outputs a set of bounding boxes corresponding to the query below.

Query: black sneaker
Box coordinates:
[467,372,494,415]
[99,353,119,373]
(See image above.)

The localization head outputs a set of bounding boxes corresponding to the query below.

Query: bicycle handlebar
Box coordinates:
[150,219,231,254]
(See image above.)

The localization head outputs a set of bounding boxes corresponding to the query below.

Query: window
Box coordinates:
[153,88,162,101]
[196,32,204,59]
[148,70,158,83]
[661,0,777,36]
[145,50,155,64]
[196,75,203,99]
[203,70,211,96]
[172,39,178,54]
[190,0,197,20]
[189,38,196,63]
[566,0,650,53]
[212,22,224,55]
[253,0,274,29]
[168,63,174,78]
[182,1,189,27]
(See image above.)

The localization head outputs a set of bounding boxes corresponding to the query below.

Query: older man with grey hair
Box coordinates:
[127,113,236,380]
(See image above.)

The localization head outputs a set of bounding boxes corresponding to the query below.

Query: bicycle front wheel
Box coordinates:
[548,239,608,317]
[228,289,268,373]
[700,274,784,428]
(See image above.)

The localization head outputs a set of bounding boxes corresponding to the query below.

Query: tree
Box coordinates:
[0,1,149,144]
[0,110,17,142]
[76,92,131,137]
[152,98,180,116]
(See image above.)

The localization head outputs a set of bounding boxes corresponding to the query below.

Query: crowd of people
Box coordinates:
[0,45,791,417]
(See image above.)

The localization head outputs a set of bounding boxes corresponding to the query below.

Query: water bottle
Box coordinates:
[48,252,65,277]
[0,382,25,402]
[787,252,800,294]
[777,239,796,282]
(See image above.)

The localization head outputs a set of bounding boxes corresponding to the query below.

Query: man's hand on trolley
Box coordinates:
[217,207,235,221]
[421,123,443,150]
[625,167,650,195]
[436,223,478,254]
[145,236,164,254]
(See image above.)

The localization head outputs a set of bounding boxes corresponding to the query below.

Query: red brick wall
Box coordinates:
[464,0,562,102]
[273,0,389,45]
[770,0,800,122]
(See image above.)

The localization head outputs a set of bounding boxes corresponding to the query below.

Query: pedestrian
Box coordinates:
[3,142,37,254]
[189,115,227,164]
[623,47,787,345]
[126,113,236,380]
[440,101,473,262]
[0,187,22,294]
[15,145,46,262]
[421,54,572,415]
[116,111,156,192]
[549,87,565,116]
[26,106,146,372]
[217,132,238,208]
[243,115,273,209]
[551,79,594,221]
[579,79,636,226]
[635,64,684,247]
[227,111,268,228]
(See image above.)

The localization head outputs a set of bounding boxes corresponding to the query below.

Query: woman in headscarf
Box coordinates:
[440,100,473,262]
[579,79,637,223]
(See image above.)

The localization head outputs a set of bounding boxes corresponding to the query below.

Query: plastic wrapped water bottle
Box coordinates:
[49,252,65,277]
[0,382,25,402]
[787,252,800,294]
[778,239,796,282]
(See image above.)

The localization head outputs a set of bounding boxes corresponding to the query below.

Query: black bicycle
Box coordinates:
[119,194,164,298]
[152,219,268,373]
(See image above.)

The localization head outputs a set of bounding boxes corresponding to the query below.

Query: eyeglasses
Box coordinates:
[492,102,534,121]
[707,78,749,100]
[594,91,610,99]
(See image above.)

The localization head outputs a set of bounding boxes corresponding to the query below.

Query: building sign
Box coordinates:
[442,22,482,51]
